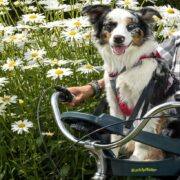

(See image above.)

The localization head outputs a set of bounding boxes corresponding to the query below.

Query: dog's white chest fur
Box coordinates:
[97,40,158,117]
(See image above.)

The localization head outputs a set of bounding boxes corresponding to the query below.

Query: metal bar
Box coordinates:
[51,91,180,150]
[92,101,180,149]
[51,92,85,145]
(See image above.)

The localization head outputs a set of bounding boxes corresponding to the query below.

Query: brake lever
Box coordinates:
[55,86,74,102]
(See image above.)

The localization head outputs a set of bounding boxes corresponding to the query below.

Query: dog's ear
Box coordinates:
[82,5,111,24]
[139,7,162,23]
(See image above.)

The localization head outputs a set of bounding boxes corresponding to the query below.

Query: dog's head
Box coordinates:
[83,5,161,55]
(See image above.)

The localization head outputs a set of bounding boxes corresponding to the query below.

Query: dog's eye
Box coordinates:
[126,24,137,31]
[104,22,117,32]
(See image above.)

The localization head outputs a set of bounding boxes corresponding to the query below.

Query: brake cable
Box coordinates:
[36,86,61,177]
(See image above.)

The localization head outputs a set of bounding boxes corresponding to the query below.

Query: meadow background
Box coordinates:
[0,0,180,179]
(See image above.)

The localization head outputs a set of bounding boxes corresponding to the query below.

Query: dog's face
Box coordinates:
[83,5,161,55]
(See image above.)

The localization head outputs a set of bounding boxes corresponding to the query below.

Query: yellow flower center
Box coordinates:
[8,60,16,67]
[19,99,24,104]
[74,21,81,27]
[85,64,93,69]
[10,35,17,41]
[55,69,64,75]
[29,14,37,20]
[3,95,10,102]
[52,58,58,65]
[166,7,175,14]
[0,0,4,5]
[18,122,26,128]
[46,131,54,136]
[84,33,91,40]
[68,30,77,36]
[124,0,132,6]
[31,52,39,58]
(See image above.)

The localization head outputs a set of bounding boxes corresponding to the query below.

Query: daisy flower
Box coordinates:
[39,0,61,10]
[2,32,28,47]
[43,58,70,66]
[116,0,139,9]
[14,0,33,6]
[22,64,40,70]
[77,63,102,74]
[24,48,46,65]
[39,0,73,11]
[27,6,37,12]
[3,26,15,36]
[41,20,64,29]
[42,131,54,136]
[22,13,46,24]
[18,99,24,104]
[24,0,34,5]
[160,26,177,38]
[0,0,9,6]
[2,58,22,71]
[53,4,72,12]
[82,31,92,42]
[64,17,90,29]
[14,1,21,6]
[0,77,8,88]
[159,5,180,20]
[47,67,72,80]
[89,0,111,5]
[0,95,17,105]
[11,119,33,134]
[68,59,85,65]
[61,28,82,41]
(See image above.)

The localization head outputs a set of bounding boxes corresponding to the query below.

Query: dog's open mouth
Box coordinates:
[111,46,128,55]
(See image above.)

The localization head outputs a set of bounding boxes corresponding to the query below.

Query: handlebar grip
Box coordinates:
[55,86,74,102]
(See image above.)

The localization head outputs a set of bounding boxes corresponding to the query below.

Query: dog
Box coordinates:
[83,5,178,161]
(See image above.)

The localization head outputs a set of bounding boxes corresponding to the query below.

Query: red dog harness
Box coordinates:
[109,52,159,116]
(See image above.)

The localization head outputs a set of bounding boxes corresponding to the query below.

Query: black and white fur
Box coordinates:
[83,5,167,160]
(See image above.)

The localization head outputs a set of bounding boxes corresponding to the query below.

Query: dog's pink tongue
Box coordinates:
[112,46,126,55]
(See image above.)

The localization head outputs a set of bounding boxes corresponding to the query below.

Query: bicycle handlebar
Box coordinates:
[51,91,180,150]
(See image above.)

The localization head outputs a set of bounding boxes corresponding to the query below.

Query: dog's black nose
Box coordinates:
[113,35,125,44]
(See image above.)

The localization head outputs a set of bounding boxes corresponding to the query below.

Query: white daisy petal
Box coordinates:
[22,13,46,24]
[77,63,102,74]
[47,67,73,80]
[116,0,139,9]
[11,119,33,134]
[0,0,9,6]
[24,48,46,65]
[61,28,82,41]
[0,77,8,88]
[2,58,22,71]
[0,95,17,105]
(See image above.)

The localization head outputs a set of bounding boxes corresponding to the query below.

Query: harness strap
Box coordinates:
[108,53,157,128]
[125,76,156,129]
[109,66,126,105]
